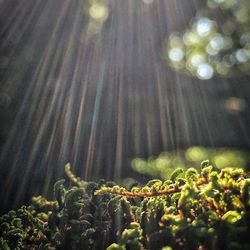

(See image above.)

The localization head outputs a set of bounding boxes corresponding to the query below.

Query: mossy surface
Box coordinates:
[1,161,250,250]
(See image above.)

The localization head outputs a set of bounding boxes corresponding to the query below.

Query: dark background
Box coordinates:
[0,0,249,214]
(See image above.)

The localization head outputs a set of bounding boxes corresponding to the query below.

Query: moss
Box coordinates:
[1,162,250,249]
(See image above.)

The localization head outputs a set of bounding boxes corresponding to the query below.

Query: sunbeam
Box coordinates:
[0,0,249,216]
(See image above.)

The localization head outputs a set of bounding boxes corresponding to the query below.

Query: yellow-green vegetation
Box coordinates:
[1,161,250,249]
[166,0,250,79]
[132,147,250,179]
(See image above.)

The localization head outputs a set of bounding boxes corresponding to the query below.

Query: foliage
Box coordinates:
[1,162,250,249]
[132,147,250,179]
[166,0,250,79]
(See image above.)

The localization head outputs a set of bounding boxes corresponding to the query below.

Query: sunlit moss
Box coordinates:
[1,163,250,249]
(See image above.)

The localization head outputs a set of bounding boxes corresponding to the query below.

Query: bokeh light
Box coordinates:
[166,0,250,79]
[0,0,249,217]
[132,147,250,179]
[87,0,109,34]
[168,48,184,62]
[89,2,108,22]
[197,63,214,80]
[224,97,247,113]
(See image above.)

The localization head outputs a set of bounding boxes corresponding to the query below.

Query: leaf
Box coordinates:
[221,211,242,224]
[170,168,184,182]
[53,180,65,207]
[106,243,125,250]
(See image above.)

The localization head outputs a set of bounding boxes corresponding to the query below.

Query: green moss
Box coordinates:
[1,162,250,249]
